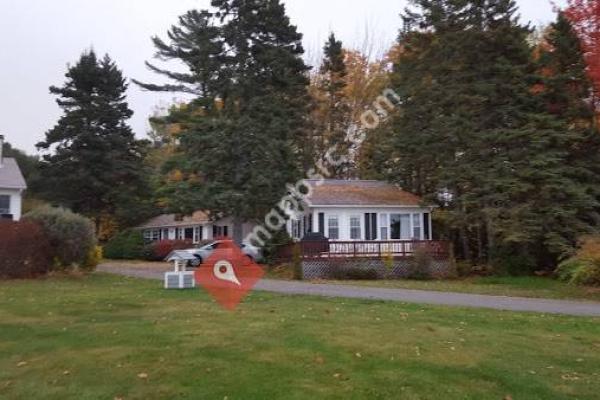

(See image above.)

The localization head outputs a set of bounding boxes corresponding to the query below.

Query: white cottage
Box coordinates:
[137,210,256,244]
[286,180,434,242]
[0,135,27,221]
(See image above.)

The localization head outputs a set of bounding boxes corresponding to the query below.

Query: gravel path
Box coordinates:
[97,263,600,317]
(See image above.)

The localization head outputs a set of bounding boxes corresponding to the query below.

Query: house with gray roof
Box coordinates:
[0,135,27,221]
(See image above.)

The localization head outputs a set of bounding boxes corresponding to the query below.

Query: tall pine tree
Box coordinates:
[37,50,151,232]
[135,2,310,242]
[310,33,353,177]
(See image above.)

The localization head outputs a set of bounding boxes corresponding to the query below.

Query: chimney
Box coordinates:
[0,134,4,168]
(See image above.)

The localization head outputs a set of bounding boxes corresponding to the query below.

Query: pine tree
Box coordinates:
[37,50,151,230]
[310,33,353,177]
[537,12,596,123]
[383,0,600,269]
[136,1,310,242]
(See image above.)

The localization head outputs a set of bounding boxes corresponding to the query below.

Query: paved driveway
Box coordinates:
[97,263,600,317]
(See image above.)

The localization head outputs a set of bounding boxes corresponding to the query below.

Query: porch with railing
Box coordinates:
[278,240,451,260]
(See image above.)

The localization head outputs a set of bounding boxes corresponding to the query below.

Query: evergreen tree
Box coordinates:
[537,12,596,123]
[37,50,151,231]
[311,33,353,177]
[136,1,310,242]
[383,0,600,269]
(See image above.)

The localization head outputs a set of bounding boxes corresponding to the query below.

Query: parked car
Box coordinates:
[173,240,263,268]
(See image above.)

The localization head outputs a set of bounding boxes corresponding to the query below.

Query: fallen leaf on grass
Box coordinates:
[561,373,580,381]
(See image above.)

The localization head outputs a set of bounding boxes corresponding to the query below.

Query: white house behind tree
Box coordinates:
[0,135,27,221]
[286,180,433,242]
[138,180,434,244]
[137,210,256,244]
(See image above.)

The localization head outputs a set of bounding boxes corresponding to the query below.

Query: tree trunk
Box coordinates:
[233,217,244,245]
[459,225,471,262]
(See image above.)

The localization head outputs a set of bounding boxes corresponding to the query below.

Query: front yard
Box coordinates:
[1,273,599,399]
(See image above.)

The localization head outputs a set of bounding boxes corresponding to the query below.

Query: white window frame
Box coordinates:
[193,226,203,244]
[412,213,422,240]
[380,214,389,241]
[327,215,339,240]
[390,213,412,240]
[349,215,362,240]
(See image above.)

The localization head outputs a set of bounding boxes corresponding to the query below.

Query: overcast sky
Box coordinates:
[0,0,566,153]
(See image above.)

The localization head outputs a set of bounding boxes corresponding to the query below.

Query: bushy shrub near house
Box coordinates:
[103,229,145,260]
[406,245,434,280]
[556,236,600,286]
[82,246,103,271]
[25,206,97,269]
[144,240,195,261]
[0,221,53,279]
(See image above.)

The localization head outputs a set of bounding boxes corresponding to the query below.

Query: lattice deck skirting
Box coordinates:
[301,257,454,280]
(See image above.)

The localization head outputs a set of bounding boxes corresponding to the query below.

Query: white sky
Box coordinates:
[0,0,566,153]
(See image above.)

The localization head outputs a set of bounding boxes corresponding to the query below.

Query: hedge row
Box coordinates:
[103,229,196,261]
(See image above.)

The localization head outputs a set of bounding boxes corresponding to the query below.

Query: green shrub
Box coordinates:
[556,236,600,286]
[103,229,145,260]
[490,244,537,276]
[82,246,103,272]
[25,206,97,269]
[556,258,583,282]
[407,245,434,280]
[262,230,294,265]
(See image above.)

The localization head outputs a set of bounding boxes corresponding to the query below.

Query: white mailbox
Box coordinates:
[164,251,197,289]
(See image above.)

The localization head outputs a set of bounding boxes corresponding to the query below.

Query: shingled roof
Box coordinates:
[306,180,424,206]
[137,210,211,229]
[0,158,27,190]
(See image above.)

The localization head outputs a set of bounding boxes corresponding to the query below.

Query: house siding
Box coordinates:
[297,206,432,241]
[0,188,23,221]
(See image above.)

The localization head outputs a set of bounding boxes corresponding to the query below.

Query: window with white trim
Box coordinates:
[327,215,339,240]
[380,214,388,240]
[144,229,160,242]
[0,195,10,214]
[390,214,411,240]
[193,226,203,243]
[412,214,422,239]
[349,216,361,240]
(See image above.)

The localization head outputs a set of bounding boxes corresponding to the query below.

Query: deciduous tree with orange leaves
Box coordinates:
[565,0,600,108]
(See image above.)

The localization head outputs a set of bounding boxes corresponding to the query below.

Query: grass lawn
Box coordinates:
[316,276,600,302]
[2,274,599,400]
